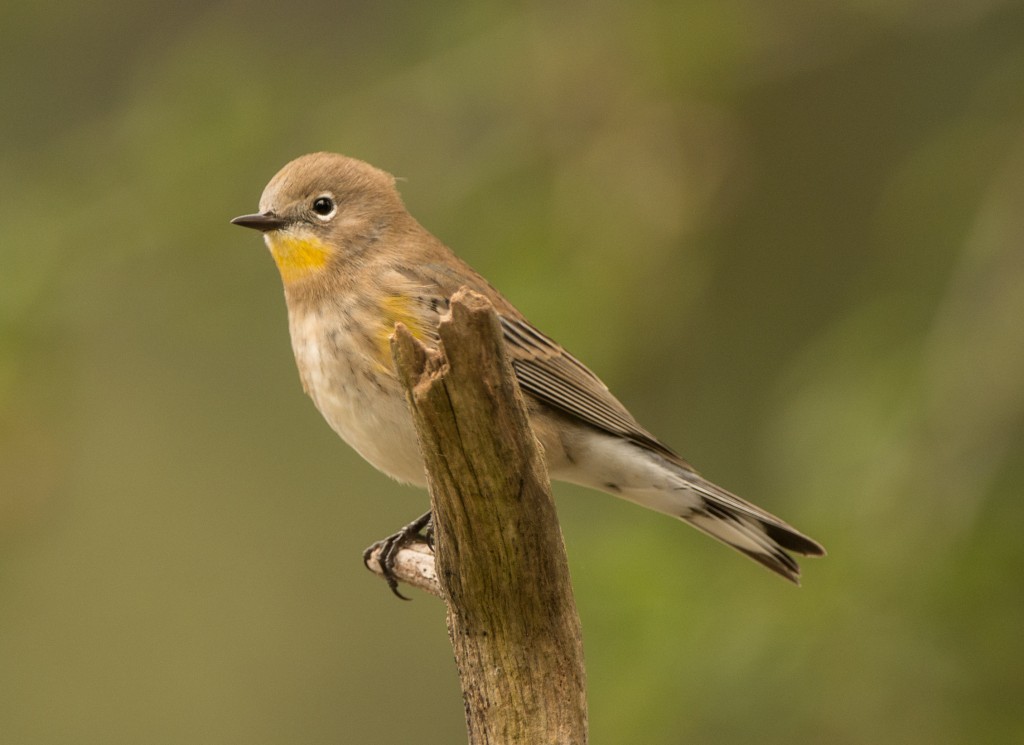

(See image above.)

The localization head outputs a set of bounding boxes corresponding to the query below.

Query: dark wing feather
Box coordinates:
[393,260,690,468]
[499,315,689,466]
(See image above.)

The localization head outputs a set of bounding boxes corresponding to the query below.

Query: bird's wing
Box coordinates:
[498,315,690,466]
[393,261,689,466]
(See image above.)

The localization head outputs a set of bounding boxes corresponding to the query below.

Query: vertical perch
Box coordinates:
[385,288,588,745]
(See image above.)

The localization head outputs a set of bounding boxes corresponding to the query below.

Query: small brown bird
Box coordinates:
[232,152,824,590]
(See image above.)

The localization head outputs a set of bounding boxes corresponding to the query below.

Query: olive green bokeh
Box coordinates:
[2,2,1023,743]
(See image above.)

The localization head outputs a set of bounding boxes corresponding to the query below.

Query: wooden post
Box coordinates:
[367,288,588,744]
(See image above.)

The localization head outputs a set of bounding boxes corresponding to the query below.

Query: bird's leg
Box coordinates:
[362,510,434,600]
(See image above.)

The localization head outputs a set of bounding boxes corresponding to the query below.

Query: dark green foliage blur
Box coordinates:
[2,1,1022,743]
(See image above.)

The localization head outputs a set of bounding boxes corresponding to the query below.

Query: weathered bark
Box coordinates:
[368,288,587,745]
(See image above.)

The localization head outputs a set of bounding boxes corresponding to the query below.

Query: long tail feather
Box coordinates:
[681,475,825,584]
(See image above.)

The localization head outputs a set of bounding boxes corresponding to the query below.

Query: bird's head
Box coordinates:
[232,152,405,284]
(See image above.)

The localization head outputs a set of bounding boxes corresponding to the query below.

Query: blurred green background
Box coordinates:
[2,1,1023,743]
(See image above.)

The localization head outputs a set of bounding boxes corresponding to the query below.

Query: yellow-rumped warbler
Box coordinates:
[232,152,824,591]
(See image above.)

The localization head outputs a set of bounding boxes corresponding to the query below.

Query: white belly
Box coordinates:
[288,311,428,486]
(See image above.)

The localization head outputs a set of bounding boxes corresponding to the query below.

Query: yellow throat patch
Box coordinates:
[266,233,331,283]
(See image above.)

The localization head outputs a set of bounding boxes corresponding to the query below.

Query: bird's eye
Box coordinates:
[312,196,336,219]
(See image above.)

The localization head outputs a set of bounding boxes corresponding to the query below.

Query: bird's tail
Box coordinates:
[556,433,825,582]
[676,472,825,584]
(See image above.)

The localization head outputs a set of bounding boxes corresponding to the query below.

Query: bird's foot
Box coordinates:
[362,510,434,600]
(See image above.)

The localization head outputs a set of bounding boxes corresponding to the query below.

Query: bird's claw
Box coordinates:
[363,511,434,600]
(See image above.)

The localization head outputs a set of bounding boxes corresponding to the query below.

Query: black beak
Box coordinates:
[231,212,287,232]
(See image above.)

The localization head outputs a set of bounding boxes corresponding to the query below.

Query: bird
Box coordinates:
[231,152,824,594]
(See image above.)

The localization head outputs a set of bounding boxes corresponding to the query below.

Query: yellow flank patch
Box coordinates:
[376,295,430,366]
[266,233,332,283]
